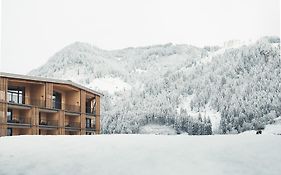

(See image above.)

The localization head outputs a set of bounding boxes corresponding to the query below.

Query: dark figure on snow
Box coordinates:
[256,130,262,134]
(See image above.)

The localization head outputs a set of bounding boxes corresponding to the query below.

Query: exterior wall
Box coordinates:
[80,113,86,135]
[24,84,31,105]
[0,102,7,136]
[0,75,102,136]
[39,129,58,135]
[95,96,101,134]
[58,110,64,135]
[30,84,45,106]
[0,77,8,136]
[0,77,8,101]
[45,83,53,108]
[65,115,80,123]
[80,90,86,114]
[30,84,45,99]
[65,91,80,107]
[31,107,39,135]
[11,128,32,135]
[61,91,66,110]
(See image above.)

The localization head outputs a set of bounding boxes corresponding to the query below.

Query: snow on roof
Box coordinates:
[0,72,103,96]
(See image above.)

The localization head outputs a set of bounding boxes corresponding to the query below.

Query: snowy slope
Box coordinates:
[29,42,203,82]
[28,36,281,134]
[0,135,281,175]
[240,117,281,135]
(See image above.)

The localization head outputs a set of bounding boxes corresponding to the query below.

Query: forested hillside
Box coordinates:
[29,36,280,134]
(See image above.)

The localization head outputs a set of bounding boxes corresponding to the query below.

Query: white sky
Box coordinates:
[0,0,280,74]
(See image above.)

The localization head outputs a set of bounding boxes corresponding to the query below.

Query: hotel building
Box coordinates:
[0,72,102,136]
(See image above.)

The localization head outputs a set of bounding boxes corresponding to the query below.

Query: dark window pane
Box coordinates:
[7,86,25,104]
[7,128,12,136]
[53,91,62,109]
[86,118,91,128]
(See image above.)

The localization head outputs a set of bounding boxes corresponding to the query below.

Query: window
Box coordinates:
[7,128,12,136]
[7,86,25,104]
[86,97,96,114]
[52,91,62,109]
[86,118,91,128]
[86,100,91,113]
[7,109,13,121]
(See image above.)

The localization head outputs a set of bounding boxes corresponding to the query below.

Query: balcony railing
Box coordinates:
[64,104,80,113]
[52,101,80,113]
[6,95,81,113]
[65,121,81,129]
[39,120,58,128]
[30,99,45,108]
[7,117,31,126]
[7,96,46,108]
[7,97,25,105]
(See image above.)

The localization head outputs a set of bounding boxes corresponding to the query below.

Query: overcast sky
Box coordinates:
[0,0,280,74]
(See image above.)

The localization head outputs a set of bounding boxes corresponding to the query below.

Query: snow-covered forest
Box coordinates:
[29,36,281,135]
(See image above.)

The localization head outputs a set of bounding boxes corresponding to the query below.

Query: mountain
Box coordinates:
[29,42,204,85]
[29,36,281,134]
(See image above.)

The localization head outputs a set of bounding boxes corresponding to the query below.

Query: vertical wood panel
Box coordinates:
[45,83,53,108]
[80,90,86,114]
[95,95,101,134]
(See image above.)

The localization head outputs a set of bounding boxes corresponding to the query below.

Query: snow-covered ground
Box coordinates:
[0,134,280,175]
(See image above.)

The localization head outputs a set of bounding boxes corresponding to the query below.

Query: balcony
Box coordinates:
[64,104,80,113]
[7,83,46,107]
[7,95,46,108]
[7,117,31,127]
[30,98,45,108]
[65,121,81,129]
[52,100,80,113]
[39,120,58,128]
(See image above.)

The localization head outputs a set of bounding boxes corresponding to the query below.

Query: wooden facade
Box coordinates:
[0,72,102,136]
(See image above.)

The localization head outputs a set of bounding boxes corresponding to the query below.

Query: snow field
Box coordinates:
[0,134,280,175]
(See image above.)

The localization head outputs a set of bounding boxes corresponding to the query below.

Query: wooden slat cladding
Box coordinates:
[45,83,53,108]
[0,74,102,136]
[0,77,8,101]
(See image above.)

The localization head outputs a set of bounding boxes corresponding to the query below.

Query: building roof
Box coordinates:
[0,72,103,96]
